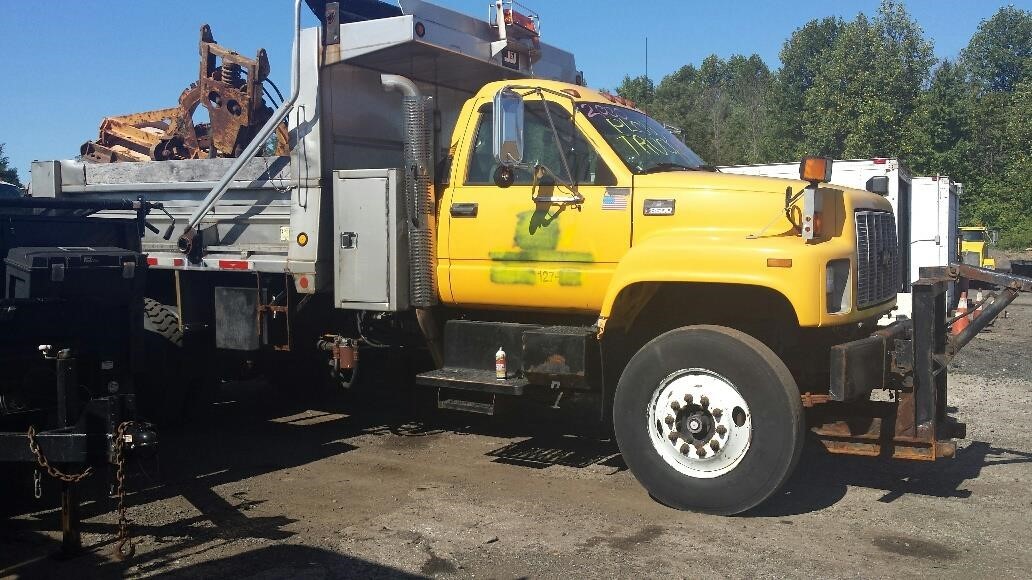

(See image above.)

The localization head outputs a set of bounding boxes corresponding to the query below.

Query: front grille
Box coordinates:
[855,211,898,309]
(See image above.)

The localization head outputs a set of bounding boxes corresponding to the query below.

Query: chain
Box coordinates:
[26,426,94,483]
[112,421,138,561]
[27,422,140,560]
[33,470,42,499]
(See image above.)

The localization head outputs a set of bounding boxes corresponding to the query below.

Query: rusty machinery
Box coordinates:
[81,25,289,164]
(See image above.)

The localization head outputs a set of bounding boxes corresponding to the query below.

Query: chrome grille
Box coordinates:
[855,211,899,309]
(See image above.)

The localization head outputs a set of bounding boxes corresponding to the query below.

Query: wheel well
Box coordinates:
[600,283,802,411]
[609,282,798,345]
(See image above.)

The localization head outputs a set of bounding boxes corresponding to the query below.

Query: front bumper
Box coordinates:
[809,264,1030,460]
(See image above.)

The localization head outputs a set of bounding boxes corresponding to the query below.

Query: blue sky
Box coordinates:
[1,0,1028,181]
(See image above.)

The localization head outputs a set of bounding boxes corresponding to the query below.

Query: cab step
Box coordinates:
[415,368,527,395]
[414,320,599,415]
[437,392,497,415]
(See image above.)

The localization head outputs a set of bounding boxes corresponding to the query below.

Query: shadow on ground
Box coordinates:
[1,536,425,579]
[3,370,1030,575]
[749,437,1032,517]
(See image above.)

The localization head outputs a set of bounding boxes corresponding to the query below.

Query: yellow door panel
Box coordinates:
[443,96,632,312]
[448,260,616,311]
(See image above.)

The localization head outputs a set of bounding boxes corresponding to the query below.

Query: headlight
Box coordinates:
[826,259,851,314]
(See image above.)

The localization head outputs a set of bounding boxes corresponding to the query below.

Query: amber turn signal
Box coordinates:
[766,258,793,268]
[800,156,833,184]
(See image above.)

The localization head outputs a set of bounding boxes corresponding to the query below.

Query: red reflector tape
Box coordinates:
[219,260,250,270]
[146,257,158,266]
[173,258,184,267]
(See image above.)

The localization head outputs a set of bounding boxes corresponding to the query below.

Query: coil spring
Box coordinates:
[220,62,243,86]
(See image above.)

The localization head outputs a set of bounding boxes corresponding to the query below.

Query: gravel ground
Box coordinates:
[2,294,1030,579]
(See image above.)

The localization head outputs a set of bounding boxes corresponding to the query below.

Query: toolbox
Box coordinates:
[5,246,144,300]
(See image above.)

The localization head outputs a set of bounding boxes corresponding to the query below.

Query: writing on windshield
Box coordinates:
[576,102,706,173]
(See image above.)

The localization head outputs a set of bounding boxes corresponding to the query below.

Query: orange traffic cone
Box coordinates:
[952,292,969,336]
[971,290,984,321]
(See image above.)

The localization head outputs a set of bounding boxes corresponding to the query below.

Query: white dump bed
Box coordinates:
[30,156,302,273]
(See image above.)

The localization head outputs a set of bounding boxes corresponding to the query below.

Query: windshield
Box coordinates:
[961,230,986,242]
[576,102,706,174]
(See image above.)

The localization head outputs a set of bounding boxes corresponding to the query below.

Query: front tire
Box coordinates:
[613,325,804,515]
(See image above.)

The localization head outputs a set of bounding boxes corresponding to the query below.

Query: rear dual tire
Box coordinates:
[139,298,192,426]
[613,325,804,515]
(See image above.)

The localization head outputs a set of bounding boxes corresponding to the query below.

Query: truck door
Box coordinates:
[443,99,630,312]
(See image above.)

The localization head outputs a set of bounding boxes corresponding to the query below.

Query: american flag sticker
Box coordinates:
[602,187,630,211]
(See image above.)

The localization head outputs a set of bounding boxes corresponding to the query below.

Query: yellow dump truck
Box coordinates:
[959,226,997,269]
[32,0,1029,515]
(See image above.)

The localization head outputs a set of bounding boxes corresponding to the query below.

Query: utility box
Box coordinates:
[332,169,408,311]
[5,247,143,300]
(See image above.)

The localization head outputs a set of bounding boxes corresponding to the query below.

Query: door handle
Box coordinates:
[450,202,478,218]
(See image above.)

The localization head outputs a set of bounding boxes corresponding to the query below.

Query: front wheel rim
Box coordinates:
[646,368,752,479]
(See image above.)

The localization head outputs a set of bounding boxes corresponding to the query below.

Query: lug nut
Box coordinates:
[668,431,681,442]
[664,415,675,425]
[695,444,707,458]
[680,443,692,455]
[670,400,681,411]
[712,408,723,420]
[710,440,720,452]
[716,425,727,437]
[683,393,694,404]
[700,396,709,408]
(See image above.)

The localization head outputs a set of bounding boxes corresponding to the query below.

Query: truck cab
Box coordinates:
[441,81,897,329]
[959,226,997,269]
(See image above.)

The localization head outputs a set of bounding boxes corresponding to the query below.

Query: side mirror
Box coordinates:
[990,230,999,245]
[866,176,889,195]
[493,88,525,167]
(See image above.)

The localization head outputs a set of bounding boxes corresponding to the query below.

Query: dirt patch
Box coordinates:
[871,534,961,561]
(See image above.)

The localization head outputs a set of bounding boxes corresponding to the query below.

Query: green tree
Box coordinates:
[903,60,973,179]
[961,6,1032,93]
[614,75,656,110]
[767,17,843,160]
[803,1,934,158]
[647,54,771,165]
[996,78,1032,247]
[953,6,1032,247]
[0,143,22,187]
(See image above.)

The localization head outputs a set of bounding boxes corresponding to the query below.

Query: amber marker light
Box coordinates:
[297,232,309,247]
[797,156,831,241]
[767,258,793,268]
[799,156,833,184]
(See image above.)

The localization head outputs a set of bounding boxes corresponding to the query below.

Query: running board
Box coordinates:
[416,368,527,395]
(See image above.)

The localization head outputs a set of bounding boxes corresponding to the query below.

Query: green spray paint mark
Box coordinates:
[558,269,582,286]
[514,210,559,250]
[490,267,537,285]
[488,210,592,286]
[489,250,594,262]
